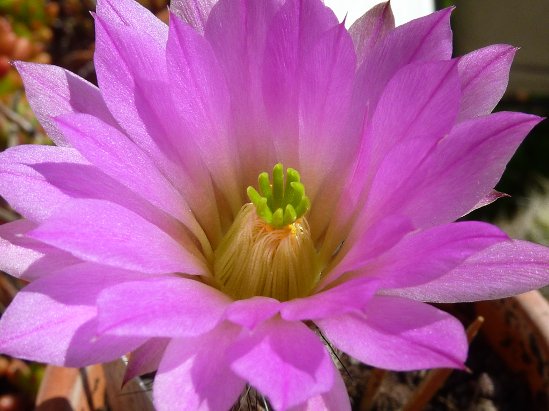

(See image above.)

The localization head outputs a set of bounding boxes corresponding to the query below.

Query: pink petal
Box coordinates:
[0,219,79,281]
[94,15,168,162]
[167,13,241,213]
[262,0,339,169]
[170,0,217,34]
[14,62,116,147]
[205,0,287,176]
[353,8,453,118]
[331,59,460,247]
[134,77,225,246]
[154,324,245,411]
[54,113,198,230]
[0,144,190,245]
[290,372,350,411]
[167,13,230,143]
[97,277,230,337]
[354,136,437,228]
[349,1,394,65]
[317,296,467,370]
[372,222,508,289]
[323,215,414,287]
[296,23,358,233]
[260,2,357,239]
[364,59,460,180]
[29,199,206,275]
[0,264,147,367]
[389,240,549,303]
[465,190,509,215]
[96,0,168,44]
[124,338,170,383]
[30,162,188,242]
[281,276,379,321]
[94,16,222,242]
[366,112,542,228]
[225,297,281,329]
[229,317,335,410]
[0,145,86,221]
[457,45,516,121]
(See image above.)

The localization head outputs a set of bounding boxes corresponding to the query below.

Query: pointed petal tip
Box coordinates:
[499,111,545,127]
[93,13,107,28]
[12,60,37,74]
[425,6,454,18]
[526,113,545,125]
[483,43,519,55]
[431,6,454,21]
[167,8,180,22]
[382,2,393,16]
[446,354,468,371]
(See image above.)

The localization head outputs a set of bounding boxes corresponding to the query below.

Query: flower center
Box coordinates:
[213,164,319,301]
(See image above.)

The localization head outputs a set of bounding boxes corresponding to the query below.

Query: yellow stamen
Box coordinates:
[213,203,319,301]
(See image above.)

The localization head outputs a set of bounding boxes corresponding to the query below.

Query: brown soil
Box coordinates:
[342,332,541,411]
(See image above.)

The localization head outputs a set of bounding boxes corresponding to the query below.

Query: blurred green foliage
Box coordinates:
[0,0,57,148]
[0,0,53,36]
[0,0,55,96]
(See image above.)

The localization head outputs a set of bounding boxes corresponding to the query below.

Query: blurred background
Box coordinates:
[0,0,548,409]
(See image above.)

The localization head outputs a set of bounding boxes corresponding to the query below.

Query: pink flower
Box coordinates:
[0,0,548,409]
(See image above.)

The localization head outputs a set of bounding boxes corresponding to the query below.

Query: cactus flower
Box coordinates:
[1,0,548,410]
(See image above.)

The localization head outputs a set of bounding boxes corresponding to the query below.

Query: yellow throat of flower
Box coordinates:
[213,164,319,301]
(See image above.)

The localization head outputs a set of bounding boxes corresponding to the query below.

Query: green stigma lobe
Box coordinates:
[247,163,311,228]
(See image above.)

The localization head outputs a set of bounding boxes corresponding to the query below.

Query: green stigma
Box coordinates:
[247,163,311,228]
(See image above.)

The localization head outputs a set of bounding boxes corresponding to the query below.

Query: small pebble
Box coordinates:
[478,372,496,398]
[0,394,22,411]
[476,398,498,411]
